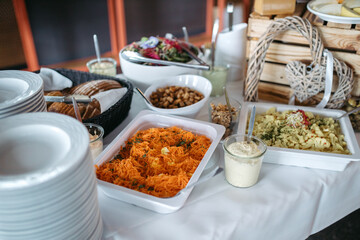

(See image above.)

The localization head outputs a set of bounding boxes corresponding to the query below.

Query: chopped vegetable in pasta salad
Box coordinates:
[250,107,350,154]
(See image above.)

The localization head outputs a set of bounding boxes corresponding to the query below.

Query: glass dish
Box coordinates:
[201,65,229,97]
[209,96,241,140]
[86,57,117,77]
[222,134,267,188]
[84,123,104,162]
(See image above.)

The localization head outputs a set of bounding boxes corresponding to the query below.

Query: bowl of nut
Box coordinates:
[143,74,212,118]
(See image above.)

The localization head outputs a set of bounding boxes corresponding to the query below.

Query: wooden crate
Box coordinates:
[246,3,360,105]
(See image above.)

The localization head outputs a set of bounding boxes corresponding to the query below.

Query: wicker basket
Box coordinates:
[54,68,133,136]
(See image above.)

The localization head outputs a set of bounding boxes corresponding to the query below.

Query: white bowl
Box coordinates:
[143,74,212,118]
[119,47,203,90]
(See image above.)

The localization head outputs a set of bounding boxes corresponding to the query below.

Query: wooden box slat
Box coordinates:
[326,21,352,29]
[258,82,293,104]
[258,82,324,105]
[258,62,341,92]
[248,18,360,53]
[247,40,360,76]
[247,6,360,103]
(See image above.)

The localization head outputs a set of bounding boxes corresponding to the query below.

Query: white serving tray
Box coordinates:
[307,1,360,24]
[238,102,360,171]
[95,110,225,213]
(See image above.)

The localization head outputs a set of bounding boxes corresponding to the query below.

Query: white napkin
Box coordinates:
[92,88,127,113]
[39,68,73,91]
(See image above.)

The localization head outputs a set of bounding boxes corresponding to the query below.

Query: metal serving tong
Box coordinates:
[44,95,91,103]
[177,41,208,66]
[121,38,210,71]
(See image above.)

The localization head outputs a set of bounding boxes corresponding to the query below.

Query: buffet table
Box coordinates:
[98,80,360,240]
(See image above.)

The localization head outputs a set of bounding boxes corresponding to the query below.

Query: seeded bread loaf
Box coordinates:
[66,79,122,96]
[46,80,121,120]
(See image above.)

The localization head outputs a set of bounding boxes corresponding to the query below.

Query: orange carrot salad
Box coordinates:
[96,126,212,198]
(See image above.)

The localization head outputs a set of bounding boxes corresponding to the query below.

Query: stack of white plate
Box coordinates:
[0,112,103,240]
[0,70,46,119]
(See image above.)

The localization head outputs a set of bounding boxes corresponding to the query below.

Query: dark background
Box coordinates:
[23,0,207,66]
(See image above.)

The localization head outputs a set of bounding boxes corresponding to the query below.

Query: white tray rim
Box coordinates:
[95,110,225,213]
[238,102,360,171]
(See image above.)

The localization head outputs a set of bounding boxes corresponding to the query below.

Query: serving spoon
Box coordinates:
[136,87,152,105]
[247,106,256,143]
[210,18,220,70]
[93,34,101,64]
[224,86,235,130]
[121,50,210,70]
[334,106,360,120]
[227,2,234,31]
[224,86,232,115]
[71,97,82,123]
[182,26,189,43]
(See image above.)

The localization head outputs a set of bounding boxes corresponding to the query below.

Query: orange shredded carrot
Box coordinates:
[96,126,212,198]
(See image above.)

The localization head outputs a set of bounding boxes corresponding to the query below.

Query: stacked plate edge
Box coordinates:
[0,112,103,240]
[0,70,46,119]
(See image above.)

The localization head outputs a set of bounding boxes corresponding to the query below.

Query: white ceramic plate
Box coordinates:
[69,203,101,240]
[96,110,225,213]
[307,1,360,24]
[0,169,94,221]
[0,96,46,118]
[0,71,43,110]
[0,175,97,230]
[0,82,42,110]
[0,112,89,190]
[0,189,98,239]
[0,112,101,240]
[238,102,360,171]
[0,89,44,114]
[0,78,29,104]
[87,215,103,240]
[0,152,91,205]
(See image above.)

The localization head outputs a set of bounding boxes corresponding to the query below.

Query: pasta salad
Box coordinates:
[250,107,350,154]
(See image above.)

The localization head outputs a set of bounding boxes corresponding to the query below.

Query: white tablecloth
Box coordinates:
[99,81,360,240]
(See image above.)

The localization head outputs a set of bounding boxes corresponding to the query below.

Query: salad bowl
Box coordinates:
[119,36,205,90]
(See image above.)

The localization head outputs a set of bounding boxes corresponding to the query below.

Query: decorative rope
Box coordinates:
[244,16,353,108]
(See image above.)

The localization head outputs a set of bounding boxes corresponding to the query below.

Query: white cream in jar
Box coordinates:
[84,123,104,162]
[87,58,117,76]
[224,140,263,187]
[89,133,103,161]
